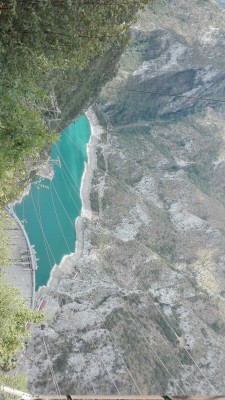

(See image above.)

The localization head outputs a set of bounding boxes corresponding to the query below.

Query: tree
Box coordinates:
[0,272,44,369]
[0,0,149,206]
[0,0,149,376]
[0,371,27,400]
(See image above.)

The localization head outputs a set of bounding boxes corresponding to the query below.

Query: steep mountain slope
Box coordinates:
[0,0,148,206]
[23,0,225,395]
[0,1,149,382]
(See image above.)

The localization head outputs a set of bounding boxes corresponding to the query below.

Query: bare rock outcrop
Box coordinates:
[22,0,225,395]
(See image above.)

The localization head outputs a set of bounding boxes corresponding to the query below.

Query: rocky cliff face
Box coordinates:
[23,0,225,395]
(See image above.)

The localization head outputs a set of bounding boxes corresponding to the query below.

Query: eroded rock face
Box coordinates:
[22,0,225,395]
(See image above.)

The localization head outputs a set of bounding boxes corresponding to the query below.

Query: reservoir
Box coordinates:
[15,115,90,289]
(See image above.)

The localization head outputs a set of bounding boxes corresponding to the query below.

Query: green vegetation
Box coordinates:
[0,272,44,369]
[210,321,221,334]
[90,190,99,213]
[104,307,128,330]
[0,0,148,206]
[0,211,11,267]
[187,164,210,195]
[156,241,176,262]
[0,371,27,400]
[178,348,193,365]
[0,0,151,378]
[153,361,168,392]
[153,312,182,345]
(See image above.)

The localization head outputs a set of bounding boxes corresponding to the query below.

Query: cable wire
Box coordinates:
[53,143,83,212]
[56,109,225,319]
[106,85,225,104]
[91,104,219,393]
[30,189,55,266]
[81,328,121,394]
[43,134,200,387]
[51,181,76,229]
[93,104,225,293]
[102,322,142,394]
[41,331,61,395]
[49,181,71,254]
[125,309,185,395]
[18,101,221,390]
[59,164,82,213]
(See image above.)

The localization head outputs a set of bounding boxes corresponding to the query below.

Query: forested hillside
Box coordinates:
[0,0,148,388]
[23,0,225,395]
[0,0,148,206]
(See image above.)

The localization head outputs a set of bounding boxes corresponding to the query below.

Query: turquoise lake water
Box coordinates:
[15,115,90,289]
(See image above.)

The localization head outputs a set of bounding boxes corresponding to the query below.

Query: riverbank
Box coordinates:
[43,107,103,285]
[2,109,102,305]
[15,115,90,289]
[81,107,103,220]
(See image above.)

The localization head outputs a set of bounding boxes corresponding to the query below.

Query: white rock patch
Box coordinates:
[114,204,150,242]
[133,36,187,79]
[134,175,163,208]
[169,202,207,232]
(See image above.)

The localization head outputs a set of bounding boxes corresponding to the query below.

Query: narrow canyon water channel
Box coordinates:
[15,115,90,289]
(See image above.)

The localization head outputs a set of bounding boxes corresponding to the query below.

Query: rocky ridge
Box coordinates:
[22,0,225,395]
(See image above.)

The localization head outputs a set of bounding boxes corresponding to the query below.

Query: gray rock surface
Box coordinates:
[22,0,225,395]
